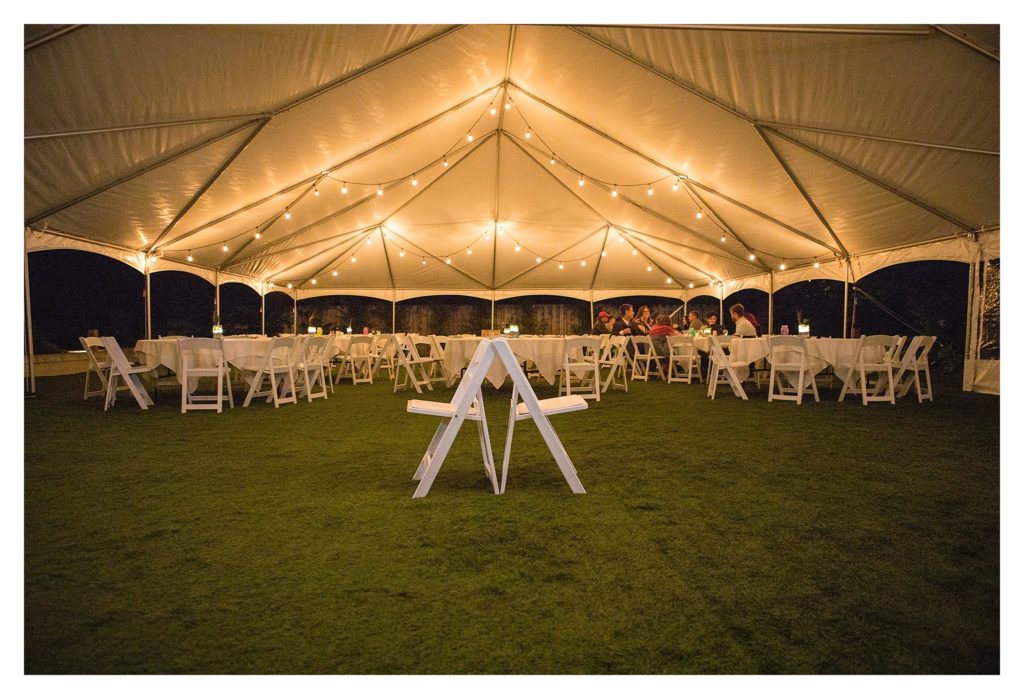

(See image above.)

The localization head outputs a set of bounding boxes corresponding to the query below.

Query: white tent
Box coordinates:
[23,24,1000,389]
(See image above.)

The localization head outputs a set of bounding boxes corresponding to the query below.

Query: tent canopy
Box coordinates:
[24,24,999,300]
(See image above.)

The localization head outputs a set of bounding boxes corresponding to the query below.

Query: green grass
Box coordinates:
[24,372,999,674]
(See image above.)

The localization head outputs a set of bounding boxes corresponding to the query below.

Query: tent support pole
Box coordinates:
[963,258,978,391]
[24,246,36,396]
[589,293,594,327]
[768,272,774,335]
[292,291,298,335]
[392,293,397,333]
[215,270,221,325]
[491,294,496,331]
[144,259,152,340]
[261,287,266,336]
[719,286,724,323]
[843,262,850,338]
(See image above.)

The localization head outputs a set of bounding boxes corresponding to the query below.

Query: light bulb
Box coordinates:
[341,183,348,194]
[399,249,405,257]
[749,254,756,261]
[332,270,338,276]
[314,186,319,197]
[269,282,274,288]
[366,238,372,245]
[780,263,787,270]
[688,282,695,289]
[490,106,497,115]
[311,278,317,284]
[525,129,532,139]
[421,258,427,266]
[672,180,679,192]
[578,177,585,187]
[287,283,293,289]
[617,235,624,243]
[377,185,383,196]
[666,277,672,284]
[466,134,474,143]
[446,258,452,265]
[581,260,586,267]
[631,249,638,256]
[186,252,193,262]
[549,157,555,165]
[696,211,704,219]
[222,244,228,252]
[647,184,654,196]
[484,234,491,241]
[351,256,357,263]
[467,248,473,255]
[284,210,291,220]
[647,265,652,272]
[601,250,606,257]
[536,256,542,264]
[504,100,511,110]
[813,261,821,269]
[611,187,618,198]
[254,232,261,240]
[558,262,564,270]
[514,244,521,252]
[412,175,418,187]
[443,158,448,168]
[721,236,726,243]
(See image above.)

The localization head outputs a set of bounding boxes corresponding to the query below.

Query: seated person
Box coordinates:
[590,311,614,335]
[631,305,653,336]
[685,311,704,332]
[744,310,761,336]
[730,303,758,337]
[611,303,635,336]
[704,312,725,335]
[648,314,677,361]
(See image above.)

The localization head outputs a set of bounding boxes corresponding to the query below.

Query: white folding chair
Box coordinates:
[767,336,820,405]
[343,336,375,385]
[892,335,936,402]
[598,335,629,393]
[393,334,435,393]
[243,336,298,408]
[838,335,899,405]
[410,334,450,387]
[667,335,702,384]
[408,341,499,495]
[558,337,601,401]
[368,334,396,379]
[630,336,666,382]
[79,336,111,400]
[706,335,749,400]
[295,335,330,401]
[99,337,155,411]
[177,337,234,413]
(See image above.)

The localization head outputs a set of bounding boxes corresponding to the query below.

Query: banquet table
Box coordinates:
[443,336,589,389]
[724,337,881,389]
[134,336,272,375]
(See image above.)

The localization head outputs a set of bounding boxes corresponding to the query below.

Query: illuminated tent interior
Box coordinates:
[23,24,1000,389]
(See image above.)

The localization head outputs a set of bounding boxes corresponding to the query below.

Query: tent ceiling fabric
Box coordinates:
[25,24,998,296]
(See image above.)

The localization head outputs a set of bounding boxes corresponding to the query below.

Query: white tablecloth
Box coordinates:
[725,337,880,387]
[135,337,273,375]
[443,336,586,388]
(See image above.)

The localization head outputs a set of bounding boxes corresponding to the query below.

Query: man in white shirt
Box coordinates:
[730,303,758,337]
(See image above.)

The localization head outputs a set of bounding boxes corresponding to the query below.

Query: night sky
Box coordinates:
[27,249,968,372]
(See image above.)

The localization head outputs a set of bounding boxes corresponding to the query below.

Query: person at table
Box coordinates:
[648,314,678,338]
[705,312,725,335]
[590,311,614,335]
[730,303,758,337]
[743,309,761,336]
[631,306,652,336]
[611,304,635,336]
[685,311,704,332]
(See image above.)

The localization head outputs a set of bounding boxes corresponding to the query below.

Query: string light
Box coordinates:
[254,232,261,240]
[422,258,427,266]
[580,260,586,267]
[341,183,348,194]
[222,244,228,252]
[351,256,357,263]
[647,184,654,196]
[813,261,821,269]
[490,105,497,115]
[514,244,521,252]
[287,283,293,289]
[578,177,585,187]
[696,211,704,220]
[186,251,193,262]
[601,250,606,257]
[504,98,511,110]
[313,186,319,197]
[779,263,787,270]
[525,129,532,140]
[332,270,338,276]
[720,235,726,243]
[611,187,618,198]
[443,158,448,167]
[549,157,556,165]
[558,262,564,270]
[412,174,418,187]
[484,233,491,241]
[748,254,756,261]
[284,209,291,220]
[365,238,372,245]
[672,179,679,192]
[399,249,406,257]
[311,278,317,284]
[269,282,274,288]
[467,248,473,255]
[647,265,653,272]
[666,277,673,284]
[377,185,383,196]
[688,282,695,289]
[536,256,542,264]
[631,248,638,256]
[466,134,474,143]
[446,258,452,265]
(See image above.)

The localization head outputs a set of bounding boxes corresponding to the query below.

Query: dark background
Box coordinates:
[27,250,971,374]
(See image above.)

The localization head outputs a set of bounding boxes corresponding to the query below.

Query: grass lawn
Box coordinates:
[24,370,999,674]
